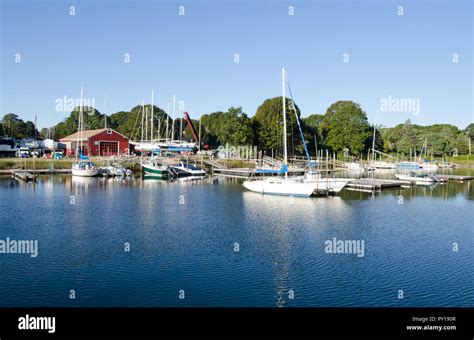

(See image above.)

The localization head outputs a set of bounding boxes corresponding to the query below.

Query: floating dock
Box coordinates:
[1,169,71,175]
[11,170,37,182]
[212,167,306,178]
[345,178,404,191]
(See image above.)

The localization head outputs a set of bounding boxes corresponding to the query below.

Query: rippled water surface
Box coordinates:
[0,169,473,307]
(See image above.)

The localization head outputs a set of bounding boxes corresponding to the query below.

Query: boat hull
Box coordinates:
[243,179,318,197]
[303,177,348,193]
[72,169,98,177]
[373,161,397,169]
[169,164,206,176]
[397,162,421,170]
[142,164,169,178]
[420,164,438,171]
[395,174,436,182]
[346,162,364,171]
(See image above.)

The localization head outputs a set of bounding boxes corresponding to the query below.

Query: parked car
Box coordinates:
[16,147,30,158]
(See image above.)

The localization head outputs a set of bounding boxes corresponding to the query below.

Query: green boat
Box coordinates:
[142,159,169,178]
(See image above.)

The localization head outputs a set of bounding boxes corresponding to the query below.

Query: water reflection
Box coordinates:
[0,170,473,307]
[241,192,351,306]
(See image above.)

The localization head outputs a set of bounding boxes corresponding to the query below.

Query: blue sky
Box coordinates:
[1,0,472,130]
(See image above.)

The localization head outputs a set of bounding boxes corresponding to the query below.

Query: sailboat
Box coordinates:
[158,103,197,153]
[346,161,365,172]
[243,68,347,197]
[133,93,163,155]
[139,92,169,178]
[72,85,98,177]
[418,138,438,171]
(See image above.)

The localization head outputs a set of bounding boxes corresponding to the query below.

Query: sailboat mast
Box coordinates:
[198,117,201,152]
[372,120,376,164]
[141,99,144,144]
[166,102,170,141]
[78,85,84,159]
[144,100,148,143]
[425,138,433,160]
[171,95,176,141]
[282,68,288,170]
[151,90,154,142]
[104,93,108,129]
[157,119,161,141]
[48,112,51,139]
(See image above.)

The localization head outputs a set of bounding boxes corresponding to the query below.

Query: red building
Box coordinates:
[60,128,129,157]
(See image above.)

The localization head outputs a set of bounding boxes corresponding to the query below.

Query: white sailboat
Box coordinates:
[139,92,170,178]
[155,96,196,153]
[243,176,319,197]
[72,85,98,177]
[302,172,349,193]
[346,162,365,172]
[418,139,438,170]
[72,161,98,177]
[243,68,347,197]
[133,94,162,154]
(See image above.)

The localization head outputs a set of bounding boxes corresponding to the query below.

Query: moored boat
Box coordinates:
[72,160,98,177]
[346,162,365,172]
[420,161,438,171]
[169,161,206,176]
[243,68,345,197]
[72,85,98,177]
[372,161,397,169]
[142,158,169,178]
[397,161,421,170]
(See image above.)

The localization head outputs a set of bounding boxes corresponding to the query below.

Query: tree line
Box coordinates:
[2,99,472,158]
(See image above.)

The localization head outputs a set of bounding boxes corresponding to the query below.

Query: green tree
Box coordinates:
[110,105,169,140]
[321,101,371,155]
[464,123,474,139]
[52,106,106,139]
[40,128,50,139]
[2,113,27,138]
[201,107,254,148]
[395,120,418,155]
[24,121,39,138]
[253,97,306,155]
[453,133,469,154]
[303,114,324,153]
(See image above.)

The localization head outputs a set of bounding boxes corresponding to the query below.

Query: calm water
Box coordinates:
[0,169,473,307]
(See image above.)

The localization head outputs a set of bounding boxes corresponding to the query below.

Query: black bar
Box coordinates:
[0,308,472,338]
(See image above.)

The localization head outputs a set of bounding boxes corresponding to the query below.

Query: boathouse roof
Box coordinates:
[59,128,129,142]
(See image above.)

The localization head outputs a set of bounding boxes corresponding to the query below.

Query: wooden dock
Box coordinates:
[203,159,227,169]
[11,170,37,182]
[346,178,404,191]
[1,169,71,175]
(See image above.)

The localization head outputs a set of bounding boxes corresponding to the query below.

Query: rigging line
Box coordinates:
[130,104,142,142]
[285,74,313,173]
